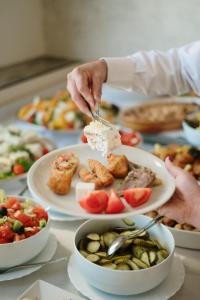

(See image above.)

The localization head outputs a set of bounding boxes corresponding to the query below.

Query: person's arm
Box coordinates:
[104,41,200,96]
[67,41,200,112]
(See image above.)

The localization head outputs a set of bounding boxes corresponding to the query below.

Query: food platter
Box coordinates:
[28,144,175,219]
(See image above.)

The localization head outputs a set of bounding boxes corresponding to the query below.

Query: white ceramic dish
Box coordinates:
[0,195,50,269]
[28,144,175,219]
[18,279,85,300]
[169,226,200,249]
[68,254,185,300]
[73,215,175,295]
[0,233,57,282]
[0,137,56,187]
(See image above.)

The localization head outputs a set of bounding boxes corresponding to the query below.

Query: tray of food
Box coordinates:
[153,143,200,181]
[120,96,200,133]
[27,144,175,219]
[0,125,55,184]
[145,210,200,249]
[18,90,119,131]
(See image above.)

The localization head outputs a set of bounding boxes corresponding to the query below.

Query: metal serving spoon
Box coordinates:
[107,215,163,257]
[0,257,67,275]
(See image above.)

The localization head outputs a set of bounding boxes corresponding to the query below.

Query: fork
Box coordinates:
[85,100,113,128]
[0,257,67,274]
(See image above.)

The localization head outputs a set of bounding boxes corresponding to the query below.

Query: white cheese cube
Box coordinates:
[76,182,95,202]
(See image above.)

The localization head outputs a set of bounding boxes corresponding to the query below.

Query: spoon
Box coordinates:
[107,215,163,257]
[0,257,67,275]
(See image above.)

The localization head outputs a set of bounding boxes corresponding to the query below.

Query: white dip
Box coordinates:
[84,120,121,156]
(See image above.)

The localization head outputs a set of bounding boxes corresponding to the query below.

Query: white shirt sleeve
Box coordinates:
[103,41,200,96]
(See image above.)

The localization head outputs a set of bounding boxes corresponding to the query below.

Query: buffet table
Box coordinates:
[0,78,200,300]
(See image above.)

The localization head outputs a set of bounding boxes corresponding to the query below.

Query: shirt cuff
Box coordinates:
[101,57,134,85]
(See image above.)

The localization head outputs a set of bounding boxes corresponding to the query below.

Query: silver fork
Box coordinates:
[0,257,67,275]
[85,100,113,128]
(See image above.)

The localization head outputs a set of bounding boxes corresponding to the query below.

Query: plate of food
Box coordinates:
[153,143,200,181]
[145,210,200,249]
[27,143,175,219]
[120,96,200,133]
[0,125,56,184]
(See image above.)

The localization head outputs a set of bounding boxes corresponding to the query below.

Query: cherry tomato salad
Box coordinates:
[0,125,53,180]
[0,190,48,244]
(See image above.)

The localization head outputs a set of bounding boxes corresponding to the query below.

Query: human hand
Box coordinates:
[158,157,200,228]
[67,60,107,113]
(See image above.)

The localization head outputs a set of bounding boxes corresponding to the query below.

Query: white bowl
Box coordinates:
[182,120,200,147]
[74,215,175,296]
[0,196,50,269]
[169,226,200,249]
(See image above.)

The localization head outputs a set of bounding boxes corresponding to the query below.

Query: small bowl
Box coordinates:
[73,215,175,296]
[183,111,200,147]
[0,196,50,269]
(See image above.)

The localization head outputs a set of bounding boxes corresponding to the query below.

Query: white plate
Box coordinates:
[68,254,185,300]
[168,226,200,250]
[0,137,56,186]
[18,279,85,300]
[28,144,175,219]
[0,233,57,282]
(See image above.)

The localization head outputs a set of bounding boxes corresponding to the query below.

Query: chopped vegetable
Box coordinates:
[78,224,169,270]
[123,188,152,207]
[0,190,48,244]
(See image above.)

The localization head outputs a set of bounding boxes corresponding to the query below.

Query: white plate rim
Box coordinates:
[27,144,175,219]
[67,254,185,300]
[0,233,57,282]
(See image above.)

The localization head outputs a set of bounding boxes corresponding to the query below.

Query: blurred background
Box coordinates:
[1,0,200,67]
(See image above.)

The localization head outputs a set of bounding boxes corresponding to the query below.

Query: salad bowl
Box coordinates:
[0,193,50,269]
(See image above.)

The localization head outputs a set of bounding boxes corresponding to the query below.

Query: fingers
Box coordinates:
[67,68,95,112]
[165,156,184,178]
[75,70,95,108]
[158,194,187,224]
[92,76,102,103]
[67,80,90,114]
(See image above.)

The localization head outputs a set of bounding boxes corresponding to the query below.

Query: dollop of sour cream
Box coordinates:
[84,120,121,156]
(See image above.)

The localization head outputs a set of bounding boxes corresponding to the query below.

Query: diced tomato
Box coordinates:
[14,212,33,227]
[106,189,125,214]
[25,227,40,238]
[79,191,109,214]
[81,133,88,143]
[32,207,48,221]
[13,164,25,175]
[42,147,49,155]
[0,238,8,244]
[119,130,141,147]
[66,122,74,129]
[123,188,152,208]
[27,115,34,123]
[5,197,21,210]
[0,223,15,242]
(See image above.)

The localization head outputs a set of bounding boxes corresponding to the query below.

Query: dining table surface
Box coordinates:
[0,82,200,300]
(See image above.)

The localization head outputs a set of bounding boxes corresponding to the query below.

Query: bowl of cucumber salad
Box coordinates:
[74,215,175,296]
